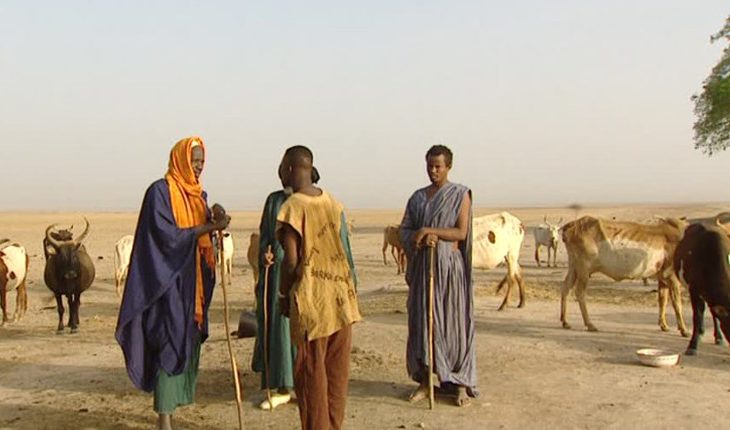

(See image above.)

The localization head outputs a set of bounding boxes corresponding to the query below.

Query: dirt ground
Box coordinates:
[2,204,730,430]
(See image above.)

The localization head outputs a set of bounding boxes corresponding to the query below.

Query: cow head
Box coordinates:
[45,217,90,281]
[543,216,563,248]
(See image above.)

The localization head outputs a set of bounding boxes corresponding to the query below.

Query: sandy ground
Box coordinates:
[2,204,730,430]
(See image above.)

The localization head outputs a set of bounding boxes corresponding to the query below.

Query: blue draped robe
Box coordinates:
[400,182,477,396]
[115,179,215,392]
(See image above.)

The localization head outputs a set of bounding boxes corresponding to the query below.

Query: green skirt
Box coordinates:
[154,338,201,414]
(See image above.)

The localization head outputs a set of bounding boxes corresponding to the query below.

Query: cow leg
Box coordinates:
[713,316,724,345]
[382,242,389,266]
[115,272,121,297]
[550,246,557,268]
[505,254,525,309]
[497,274,513,311]
[389,247,397,273]
[534,245,541,267]
[657,280,670,332]
[667,278,689,337]
[75,293,82,331]
[0,288,7,326]
[119,271,127,297]
[685,288,705,356]
[560,268,577,329]
[574,274,596,332]
[516,272,526,308]
[226,260,233,285]
[55,294,65,333]
[547,247,553,268]
[13,281,25,322]
[66,295,74,332]
[69,293,80,333]
[20,280,28,321]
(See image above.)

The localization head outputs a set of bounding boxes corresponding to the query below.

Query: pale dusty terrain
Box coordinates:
[2,204,730,430]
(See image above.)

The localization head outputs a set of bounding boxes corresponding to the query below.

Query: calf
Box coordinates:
[534,216,562,267]
[0,242,30,325]
[382,225,406,274]
[674,221,730,355]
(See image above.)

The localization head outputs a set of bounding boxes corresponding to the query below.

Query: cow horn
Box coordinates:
[543,215,548,225]
[73,217,90,246]
[557,217,564,225]
[45,223,63,249]
[714,212,730,226]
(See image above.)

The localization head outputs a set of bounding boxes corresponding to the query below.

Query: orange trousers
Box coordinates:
[294,324,352,430]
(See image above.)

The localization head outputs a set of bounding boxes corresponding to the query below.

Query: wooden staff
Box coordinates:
[263,245,273,412]
[219,230,245,429]
[428,245,435,410]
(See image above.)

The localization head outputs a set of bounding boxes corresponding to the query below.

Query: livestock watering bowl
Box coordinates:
[635,349,680,368]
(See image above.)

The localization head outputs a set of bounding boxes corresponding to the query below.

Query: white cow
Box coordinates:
[114,235,134,297]
[0,241,29,324]
[533,216,562,268]
[472,212,526,310]
[217,231,234,287]
[247,233,260,288]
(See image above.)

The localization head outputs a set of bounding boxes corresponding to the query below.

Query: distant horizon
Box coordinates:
[3,199,728,214]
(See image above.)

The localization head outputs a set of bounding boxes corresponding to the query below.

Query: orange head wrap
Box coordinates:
[165,136,214,325]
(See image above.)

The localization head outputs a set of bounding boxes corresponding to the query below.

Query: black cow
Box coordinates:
[674,221,730,355]
[43,218,95,333]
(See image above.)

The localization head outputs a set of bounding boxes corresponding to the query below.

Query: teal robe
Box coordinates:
[252,191,296,389]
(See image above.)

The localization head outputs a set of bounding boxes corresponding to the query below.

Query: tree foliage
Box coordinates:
[693,15,730,155]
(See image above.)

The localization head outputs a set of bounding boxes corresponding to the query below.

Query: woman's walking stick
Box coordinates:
[263,245,273,412]
[428,245,435,410]
[219,231,245,429]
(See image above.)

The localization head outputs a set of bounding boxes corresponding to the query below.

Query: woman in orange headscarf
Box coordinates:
[116,137,231,430]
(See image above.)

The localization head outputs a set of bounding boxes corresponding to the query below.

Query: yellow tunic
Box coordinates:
[277,190,362,345]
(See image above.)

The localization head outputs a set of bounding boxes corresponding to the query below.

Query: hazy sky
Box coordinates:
[1,1,729,211]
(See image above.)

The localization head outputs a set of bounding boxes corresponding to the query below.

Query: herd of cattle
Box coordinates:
[2,211,730,356]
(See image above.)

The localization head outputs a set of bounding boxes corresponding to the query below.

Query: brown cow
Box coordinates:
[0,241,30,325]
[382,225,406,274]
[561,216,689,336]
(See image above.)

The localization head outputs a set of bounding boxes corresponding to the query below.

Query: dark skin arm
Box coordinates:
[194,203,231,237]
[278,223,301,317]
[414,192,471,248]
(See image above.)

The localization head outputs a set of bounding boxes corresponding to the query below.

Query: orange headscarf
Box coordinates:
[165,136,214,326]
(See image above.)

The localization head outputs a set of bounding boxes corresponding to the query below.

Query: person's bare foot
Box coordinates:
[454,386,470,407]
[408,384,429,403]
[157,414,173,430]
